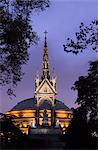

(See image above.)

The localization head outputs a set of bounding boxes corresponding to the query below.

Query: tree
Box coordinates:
[0,114,22,148]
[63,20,98,54]
[63,107,97,149]
[63,19,98,149]
[62,61,98,149]
[72,60,98,134]
[0,113,40,149]
[0,0,50,96]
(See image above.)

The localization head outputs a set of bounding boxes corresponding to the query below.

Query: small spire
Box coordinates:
[44,31,48,47]
[52,68,56,78]
[35,70,39,78]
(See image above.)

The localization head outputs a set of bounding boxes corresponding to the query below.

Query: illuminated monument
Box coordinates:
[6,32,73,134]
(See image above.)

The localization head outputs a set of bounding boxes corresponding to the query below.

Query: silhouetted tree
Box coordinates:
[72,60,98,134]
[0,0,50,96]
[64,107,97,149]
[62,61,98,149]
[0,114,23,148]
[0,113,37,149]
[63,20,98,54]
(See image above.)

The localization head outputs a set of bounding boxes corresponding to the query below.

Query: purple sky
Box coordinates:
[1,0,98,113]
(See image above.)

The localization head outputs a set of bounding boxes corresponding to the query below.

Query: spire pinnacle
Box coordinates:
[42,31,50,79]
[35,70,39,78]
[52,68,56,78]
[44,31,48,47]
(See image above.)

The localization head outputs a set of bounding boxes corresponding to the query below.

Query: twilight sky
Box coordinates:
[1,0,98,113]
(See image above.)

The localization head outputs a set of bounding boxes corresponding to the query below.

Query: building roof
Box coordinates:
[11,98,70,111]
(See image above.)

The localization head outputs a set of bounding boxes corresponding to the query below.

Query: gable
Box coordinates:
[35,79,56,94]
[38,82,53,94]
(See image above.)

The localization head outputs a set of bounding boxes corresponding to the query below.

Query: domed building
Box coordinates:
[6,32,73,134]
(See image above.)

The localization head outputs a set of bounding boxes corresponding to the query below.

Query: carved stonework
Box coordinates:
[34,32,57,107]
[35,79,56,106]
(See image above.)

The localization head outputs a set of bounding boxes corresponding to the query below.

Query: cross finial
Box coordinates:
[44,31,48,47]
[44,31,48,38]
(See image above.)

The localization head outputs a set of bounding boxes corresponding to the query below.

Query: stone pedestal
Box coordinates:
[28,127,62,135]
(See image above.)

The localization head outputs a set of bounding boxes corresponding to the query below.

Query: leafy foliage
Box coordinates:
[0,0,50,96]
[62,108,97,149]
[0,114,33,149]
[61,61,98,149]
[63,20,98,54]
[72,60,98,133]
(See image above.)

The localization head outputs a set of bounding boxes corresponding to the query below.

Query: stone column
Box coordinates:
[36,106,39,127]
[51,106,55,128]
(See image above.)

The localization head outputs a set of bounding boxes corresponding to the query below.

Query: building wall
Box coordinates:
[6,109,73,134]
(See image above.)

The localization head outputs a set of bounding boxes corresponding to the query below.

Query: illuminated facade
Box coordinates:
[6,32,73,134]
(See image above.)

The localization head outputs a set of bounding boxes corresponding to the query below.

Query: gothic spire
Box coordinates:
[42,31,50,79]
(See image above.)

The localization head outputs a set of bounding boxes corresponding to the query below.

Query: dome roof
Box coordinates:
[55,100,70,110]
[11,98,70,111]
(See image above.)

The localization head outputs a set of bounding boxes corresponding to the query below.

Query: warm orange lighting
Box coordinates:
[68,114,73,118]
[5,108,73,134]
[5,110,36,118]
[65,122,69,128]
[40,112,51,117]
[23,123,27,127]
[56,113,68,118]
[61,122,65,128]
[39,118,43,125]
[22,112,35,117]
